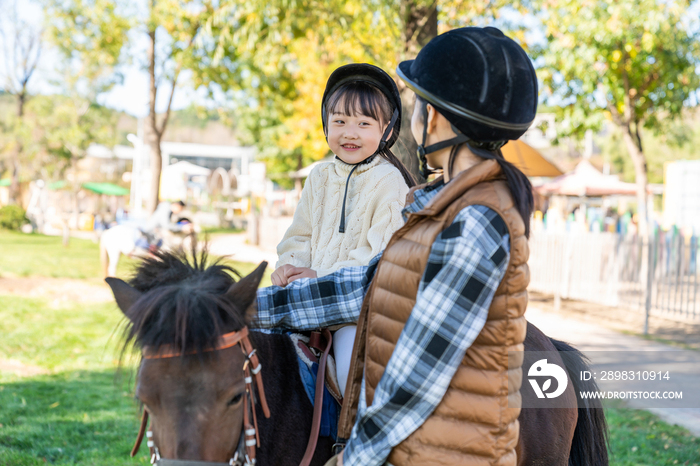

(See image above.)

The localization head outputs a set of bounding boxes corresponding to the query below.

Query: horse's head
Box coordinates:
[107,248,267,462]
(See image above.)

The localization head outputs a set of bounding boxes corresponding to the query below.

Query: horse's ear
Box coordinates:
[225,261,267,322]
[105,277,143,321]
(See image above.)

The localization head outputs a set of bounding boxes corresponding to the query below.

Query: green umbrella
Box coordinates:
[0,179,9,187]
[81,182,129,196]
[48,180,67,190]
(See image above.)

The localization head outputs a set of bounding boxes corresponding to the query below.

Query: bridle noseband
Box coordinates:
[131,326,270,466]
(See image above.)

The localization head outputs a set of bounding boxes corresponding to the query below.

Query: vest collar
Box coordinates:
[415,159,504,218]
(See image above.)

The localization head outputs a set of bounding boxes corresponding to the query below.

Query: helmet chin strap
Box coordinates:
[417,104,469,175]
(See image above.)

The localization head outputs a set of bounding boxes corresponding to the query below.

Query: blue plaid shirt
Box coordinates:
[255,181,510,466]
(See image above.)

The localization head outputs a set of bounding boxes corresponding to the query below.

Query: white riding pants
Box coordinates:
[332,324,357,397]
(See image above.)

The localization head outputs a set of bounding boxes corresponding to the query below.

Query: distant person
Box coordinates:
[141,200,193,249]
[271,64,415,397]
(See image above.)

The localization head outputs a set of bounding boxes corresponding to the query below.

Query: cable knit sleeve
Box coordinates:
[276,170,316,269]
[317,169,409,276]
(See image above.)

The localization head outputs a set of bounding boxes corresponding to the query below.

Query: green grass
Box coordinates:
[0,371,146,465]
[0,296,125,372]
[0,229,271,286]
[605,401,700,465]
[0,295,144,465]
[0,230,135,279]
[202,226,245,235]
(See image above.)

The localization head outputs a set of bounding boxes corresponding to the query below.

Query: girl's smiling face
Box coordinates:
[327,109,385,164]
[324,83,392,165]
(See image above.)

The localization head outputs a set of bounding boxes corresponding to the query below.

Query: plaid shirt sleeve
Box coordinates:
[342,205,511,466]
[253,253,382,330]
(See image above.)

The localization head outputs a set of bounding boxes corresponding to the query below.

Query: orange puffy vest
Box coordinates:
[338,160,529,465]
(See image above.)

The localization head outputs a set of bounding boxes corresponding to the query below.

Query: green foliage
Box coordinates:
[205,0,518,179]
[0,205,28,230]
[599,115,700,184]
[45,0,132,95]
[535,0,700,137]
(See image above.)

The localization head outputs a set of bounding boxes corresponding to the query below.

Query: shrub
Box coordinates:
[0,205,29,230]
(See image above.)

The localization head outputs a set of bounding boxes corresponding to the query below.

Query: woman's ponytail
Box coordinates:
[469,144,534,238]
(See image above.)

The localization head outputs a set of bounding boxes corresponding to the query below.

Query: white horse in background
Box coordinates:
[99,222,197,277]
[99,224,149,278]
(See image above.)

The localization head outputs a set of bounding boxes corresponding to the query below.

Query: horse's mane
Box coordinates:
[122,245,246,356]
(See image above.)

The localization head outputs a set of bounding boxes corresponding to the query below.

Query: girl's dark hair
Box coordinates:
[417,97,534,237]
[327,82,415,188]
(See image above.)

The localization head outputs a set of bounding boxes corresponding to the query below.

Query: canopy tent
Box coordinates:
[82,182,129,196]
[163,160,212,176]
[161,160,211,201]
[44,180,128,195]
[501,140,563,177]
[535,160,639,197]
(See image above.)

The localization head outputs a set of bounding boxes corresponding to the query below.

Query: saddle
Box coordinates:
[290,332,344,405]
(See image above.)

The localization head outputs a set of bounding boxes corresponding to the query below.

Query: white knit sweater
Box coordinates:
[276,156,409,277]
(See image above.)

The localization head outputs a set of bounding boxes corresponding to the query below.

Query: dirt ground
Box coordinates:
[529,291,700,351]
[0,276,113,304]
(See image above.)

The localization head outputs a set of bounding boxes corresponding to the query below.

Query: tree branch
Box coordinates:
[148,27,160,139]
[606,101,623,127]
[157,22,201,136]
[410,0,438,46]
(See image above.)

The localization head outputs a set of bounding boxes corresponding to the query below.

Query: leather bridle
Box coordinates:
[130,326,271,466]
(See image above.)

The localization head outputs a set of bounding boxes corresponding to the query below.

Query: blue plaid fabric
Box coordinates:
[255,182,510,466]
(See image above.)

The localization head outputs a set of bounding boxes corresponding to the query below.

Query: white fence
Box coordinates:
[528,231,700,322]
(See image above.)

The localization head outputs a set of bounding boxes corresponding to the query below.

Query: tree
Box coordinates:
[0,0,42,203]
[46,0,228,213]
[534,0,700,236]
[212,0,519,183]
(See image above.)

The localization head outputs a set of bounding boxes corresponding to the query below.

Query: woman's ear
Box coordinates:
[426,104,439,134]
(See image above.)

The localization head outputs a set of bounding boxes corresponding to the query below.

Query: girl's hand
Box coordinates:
[271,264,294,287]
[286,266,317,283]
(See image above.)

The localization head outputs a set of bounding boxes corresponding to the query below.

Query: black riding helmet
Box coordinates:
[322,63,402,153]
[321,63,405,234]
[396,27,538,164]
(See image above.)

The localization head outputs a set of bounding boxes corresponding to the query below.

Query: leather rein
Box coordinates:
[130,326,333,466]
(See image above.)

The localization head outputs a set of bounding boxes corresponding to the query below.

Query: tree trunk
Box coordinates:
[621,126,649,239]
[394,89,422,183]
[394,0,438,184]
[9,91,27,205]
[145,27,161,215]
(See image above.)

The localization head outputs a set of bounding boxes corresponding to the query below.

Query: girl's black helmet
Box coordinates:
[397,27,538,143]
[321,63,402,150]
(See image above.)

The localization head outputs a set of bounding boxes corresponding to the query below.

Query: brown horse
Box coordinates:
[107,248,608,465]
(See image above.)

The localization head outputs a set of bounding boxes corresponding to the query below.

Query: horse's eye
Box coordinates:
[227,393,244,406]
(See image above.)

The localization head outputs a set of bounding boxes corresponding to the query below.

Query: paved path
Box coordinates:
[527,305,700,436]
